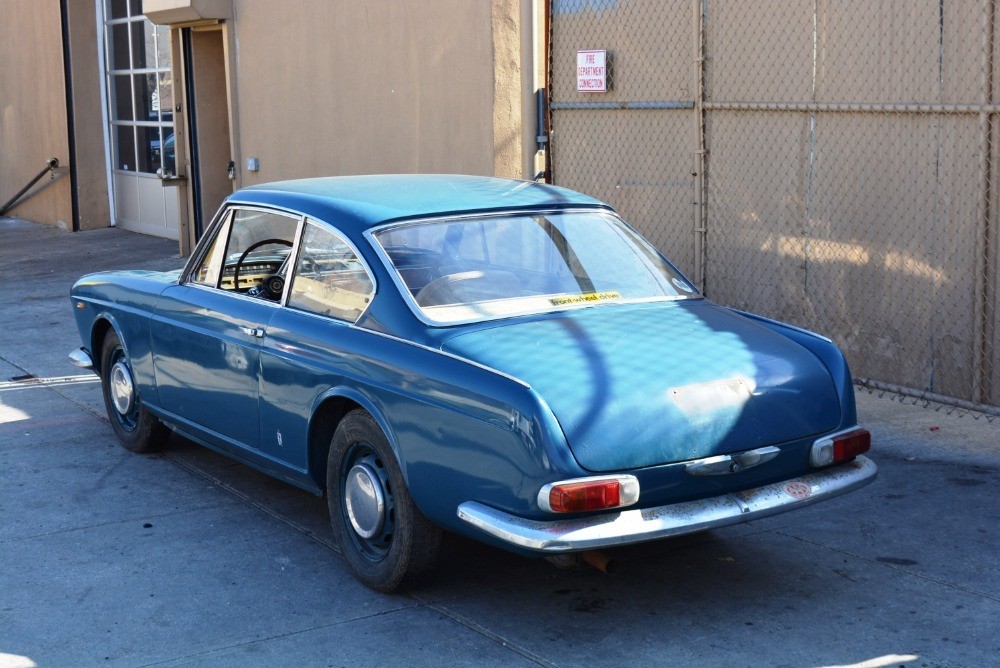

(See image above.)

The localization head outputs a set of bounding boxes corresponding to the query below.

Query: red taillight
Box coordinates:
[548,480,622,513]
[810,428,872,467]
[833,429,871,463]
[538,475,640,513]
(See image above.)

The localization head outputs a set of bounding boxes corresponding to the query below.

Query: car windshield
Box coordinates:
[372,211,699,325]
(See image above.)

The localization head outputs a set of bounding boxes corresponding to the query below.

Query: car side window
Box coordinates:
[287,219,374,322]
[191,207,299,301]
[191,215,232,287]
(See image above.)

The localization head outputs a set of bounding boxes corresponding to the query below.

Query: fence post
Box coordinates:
[692,0,707,292]
[974,0,996,404]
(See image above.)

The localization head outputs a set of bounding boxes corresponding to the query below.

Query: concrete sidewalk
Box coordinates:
[1,217,998,668]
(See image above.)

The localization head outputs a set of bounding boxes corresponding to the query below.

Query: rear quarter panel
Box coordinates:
[261,307,587,532]
[728,308,859,428]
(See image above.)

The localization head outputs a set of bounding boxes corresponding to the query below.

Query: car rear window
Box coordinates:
[371,211,698,325]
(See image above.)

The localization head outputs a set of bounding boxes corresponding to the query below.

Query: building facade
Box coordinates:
[1,0,546,254]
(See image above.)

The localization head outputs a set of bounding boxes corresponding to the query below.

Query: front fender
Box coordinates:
[71,271,174,406]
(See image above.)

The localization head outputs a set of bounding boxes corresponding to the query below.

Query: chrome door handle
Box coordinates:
[240,326,265,338]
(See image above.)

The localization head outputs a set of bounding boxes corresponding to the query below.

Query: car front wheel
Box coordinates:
[100,329,169,453]
[327,409,442,592]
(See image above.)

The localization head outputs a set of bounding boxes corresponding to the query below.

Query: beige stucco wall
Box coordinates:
[230,0,530,186]
[66,0,112,230]
[0,0,108,230]
[0,0,72,227]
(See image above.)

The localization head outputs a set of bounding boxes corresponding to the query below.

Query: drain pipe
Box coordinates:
[535,88,549,181]
[0,158,60,217]
[59,0,80,231]
[533,0,551,181]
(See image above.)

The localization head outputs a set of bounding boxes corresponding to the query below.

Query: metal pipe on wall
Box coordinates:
[703,101,1000,114]
[550,101,694,110]
[0,159,60,217]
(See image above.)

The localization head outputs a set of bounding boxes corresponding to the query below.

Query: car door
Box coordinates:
[151,206,302,450]
[257,218,376,471]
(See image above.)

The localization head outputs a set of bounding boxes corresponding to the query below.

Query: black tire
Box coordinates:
[100,329,169,453]
[327,409,442,592]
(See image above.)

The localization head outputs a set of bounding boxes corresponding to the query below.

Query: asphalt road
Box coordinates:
[1,217,998,667]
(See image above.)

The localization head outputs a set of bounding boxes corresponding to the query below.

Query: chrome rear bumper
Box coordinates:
[457,456,877,553]
[68,348,94,370]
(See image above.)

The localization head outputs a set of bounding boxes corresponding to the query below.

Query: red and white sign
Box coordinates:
[577,50,607,93]
[782,482,813,500]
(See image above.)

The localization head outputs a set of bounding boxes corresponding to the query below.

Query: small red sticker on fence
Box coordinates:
[783,482,812,500]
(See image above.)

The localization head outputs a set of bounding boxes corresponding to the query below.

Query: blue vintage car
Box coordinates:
[69,175,876,591]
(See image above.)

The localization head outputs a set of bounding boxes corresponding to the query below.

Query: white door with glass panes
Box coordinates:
[103,0,181,239]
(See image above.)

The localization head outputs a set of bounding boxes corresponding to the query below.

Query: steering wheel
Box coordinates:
[232,238,293,295]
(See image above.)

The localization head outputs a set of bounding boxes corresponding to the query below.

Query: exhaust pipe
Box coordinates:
[580,550,619,575]
[545,550,620,574]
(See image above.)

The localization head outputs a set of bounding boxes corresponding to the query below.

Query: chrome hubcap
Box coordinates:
[110,360,135,415]
[344,463,385,539]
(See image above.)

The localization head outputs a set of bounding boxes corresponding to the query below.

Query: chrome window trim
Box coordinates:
[220,199,381,292]
[183,200,379,325]
[363,208,700,328]
[273,303,356,329]
[180,202,232,283]
[185,282,283,310]
[211,211,238,289]
[183,204,302,288]
[282,217,378,324]
[364,206,609,235]
[279,216,307,307]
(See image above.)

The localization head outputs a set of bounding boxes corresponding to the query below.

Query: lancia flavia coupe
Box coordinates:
[70,175,876,591]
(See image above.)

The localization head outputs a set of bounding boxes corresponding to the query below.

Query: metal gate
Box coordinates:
[549,0,1000,413]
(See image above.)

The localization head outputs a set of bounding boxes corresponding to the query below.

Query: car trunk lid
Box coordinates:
[439,301,841,472]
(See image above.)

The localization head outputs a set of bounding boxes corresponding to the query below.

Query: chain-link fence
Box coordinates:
[549,0,999,417]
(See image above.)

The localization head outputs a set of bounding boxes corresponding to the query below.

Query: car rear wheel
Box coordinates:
[327,409,442,592]
[100,329,169,453]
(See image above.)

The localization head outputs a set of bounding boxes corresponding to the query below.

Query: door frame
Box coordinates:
[172,21,241,255]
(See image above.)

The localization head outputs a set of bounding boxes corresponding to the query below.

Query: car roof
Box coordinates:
[228,174,613,232]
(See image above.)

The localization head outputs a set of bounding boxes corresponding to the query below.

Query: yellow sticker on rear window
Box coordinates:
[549,291,622,307]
